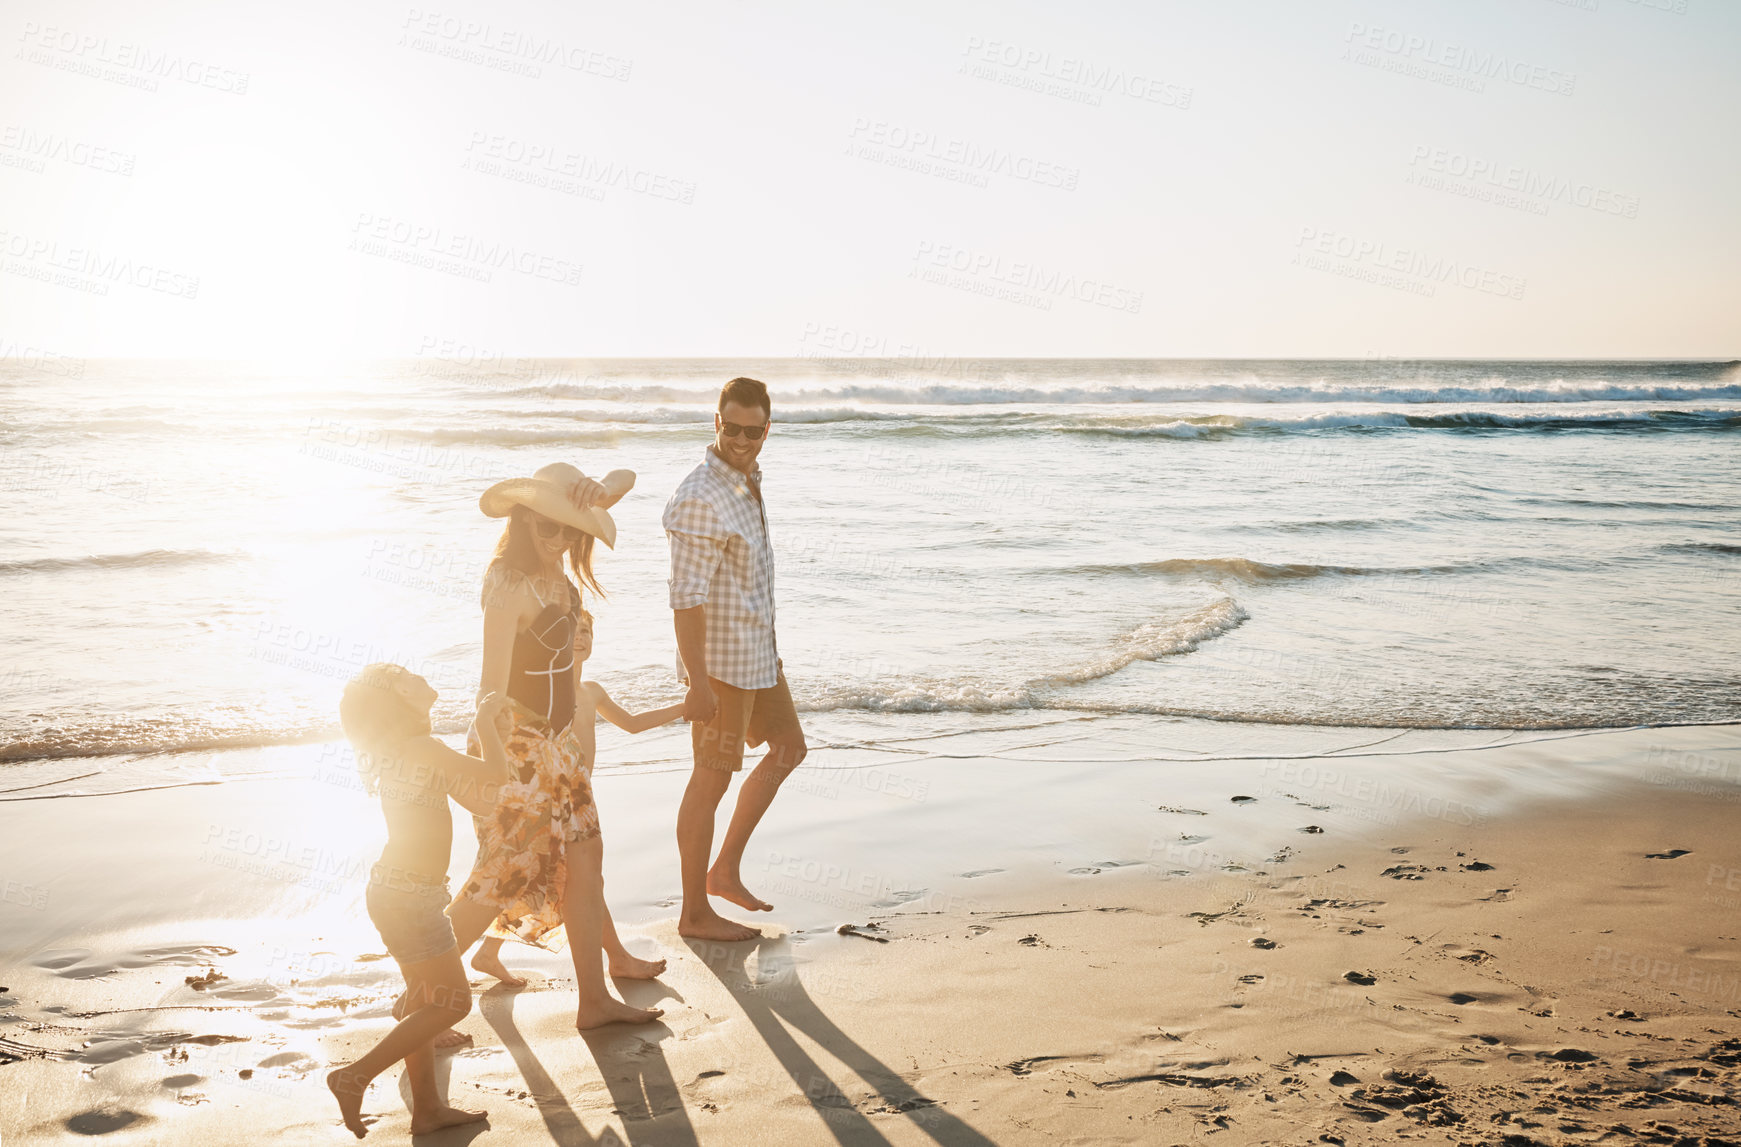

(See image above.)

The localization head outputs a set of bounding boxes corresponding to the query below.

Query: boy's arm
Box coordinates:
[401,694,512,818]
[586,682,686,735]
[401,735,505,818]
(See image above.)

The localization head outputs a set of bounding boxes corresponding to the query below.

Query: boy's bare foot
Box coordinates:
[678,910,761,942]
[706,868,773,912]
[409,1105,488,1135]
[575,998,664,1030]
[327,1067,370,1139]
[469,948,527,987]
[607,951,667,979]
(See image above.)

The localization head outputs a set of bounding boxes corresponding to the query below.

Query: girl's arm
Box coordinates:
[585,682,685,735]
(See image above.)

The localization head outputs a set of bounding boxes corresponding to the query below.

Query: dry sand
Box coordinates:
[2,715,1738,1145]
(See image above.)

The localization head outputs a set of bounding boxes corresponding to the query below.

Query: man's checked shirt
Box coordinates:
[662,447,778,690]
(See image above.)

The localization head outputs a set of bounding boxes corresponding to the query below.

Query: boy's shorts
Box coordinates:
[693,668,803,772]
[365,864,457,966]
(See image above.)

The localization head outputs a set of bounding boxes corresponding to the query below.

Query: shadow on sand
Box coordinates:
[686,934,999,1146]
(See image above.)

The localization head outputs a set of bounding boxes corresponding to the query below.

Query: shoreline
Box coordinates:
[2,717,1738,1143]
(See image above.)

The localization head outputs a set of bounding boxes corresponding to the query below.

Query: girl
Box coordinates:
[447,463,682,1031]
[327,664,510,1138]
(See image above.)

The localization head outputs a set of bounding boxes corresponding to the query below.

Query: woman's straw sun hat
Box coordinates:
[479,463,635,548]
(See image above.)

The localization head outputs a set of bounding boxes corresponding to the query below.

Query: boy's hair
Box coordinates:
[718,376,770,419]
[338,663,420,794]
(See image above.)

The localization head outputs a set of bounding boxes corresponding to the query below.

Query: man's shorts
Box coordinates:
[693,668,803,772]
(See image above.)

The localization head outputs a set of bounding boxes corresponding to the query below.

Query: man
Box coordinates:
[663,377,808,942]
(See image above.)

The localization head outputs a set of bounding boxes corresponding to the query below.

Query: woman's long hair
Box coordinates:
[485,504,604,607]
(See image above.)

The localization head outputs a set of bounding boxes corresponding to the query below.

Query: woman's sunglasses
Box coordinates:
[720,420,767,440]
[532,518,578,541]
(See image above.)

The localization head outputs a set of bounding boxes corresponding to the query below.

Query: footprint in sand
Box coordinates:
[66,1109,146,1135]
[1645,849,1692,860]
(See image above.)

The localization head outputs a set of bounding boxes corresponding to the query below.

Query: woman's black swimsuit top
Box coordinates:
[506,574,581,734]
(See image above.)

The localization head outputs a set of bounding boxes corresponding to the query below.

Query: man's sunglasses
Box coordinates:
[720,420,768,441]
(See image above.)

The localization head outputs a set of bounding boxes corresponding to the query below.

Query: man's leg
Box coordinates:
[678,680,762,941]
[677,766,761,939]
[709,671,806,912]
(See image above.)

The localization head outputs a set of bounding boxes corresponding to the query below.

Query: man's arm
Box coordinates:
[673,606,714,722]
[664,495,728,723]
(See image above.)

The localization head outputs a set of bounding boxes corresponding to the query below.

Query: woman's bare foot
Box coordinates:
[678,909,761,942]
[432,1028,472,1050]
[327,1067,371,1139]
[409,1105,488,1135]
[706,868,773,912]
[607,951,667,980]
[575,997,663,1030]
[469,948,527,987]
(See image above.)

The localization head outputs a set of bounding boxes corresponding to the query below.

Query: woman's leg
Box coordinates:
[446,896,527,986]
[327,947,485,1138]
[596,851,666,979]
[564,834,662,1029]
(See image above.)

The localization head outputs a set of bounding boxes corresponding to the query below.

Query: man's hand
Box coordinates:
[684,680,717,724]
[565,473,607,511]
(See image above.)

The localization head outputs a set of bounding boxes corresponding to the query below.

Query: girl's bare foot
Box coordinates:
[575,998,663,1030]
[607,951,667,980]
[706,868,773,912]
[327,1067,371,1139]
[469,948,527,987]
[678,909,761,942]
[409,1104,488,1135]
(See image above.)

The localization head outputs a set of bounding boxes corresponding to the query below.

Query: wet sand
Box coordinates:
[2,716,1738,1144]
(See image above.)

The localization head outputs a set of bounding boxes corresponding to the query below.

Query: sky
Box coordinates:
[0,0,1736,360]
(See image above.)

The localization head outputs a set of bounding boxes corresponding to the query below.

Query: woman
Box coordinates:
[444,462,670,1031]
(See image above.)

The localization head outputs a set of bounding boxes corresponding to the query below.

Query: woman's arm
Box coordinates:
[477,569,528,705]
[586,682,684,735]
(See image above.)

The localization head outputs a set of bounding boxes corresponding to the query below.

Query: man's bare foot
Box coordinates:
[469,948,527,987]
[706,868,773,912]
[607,951,667,980]
[575,997,663,1030]
[678,910,762,942]
[432,1028,472,1050]
[409,1105,488,1135]
[327,1067,370,1139]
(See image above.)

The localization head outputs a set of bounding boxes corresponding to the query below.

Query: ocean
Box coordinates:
[3,356,1738,793]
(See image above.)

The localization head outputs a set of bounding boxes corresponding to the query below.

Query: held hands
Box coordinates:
[683,680,717,724]
[475,692,512,741]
